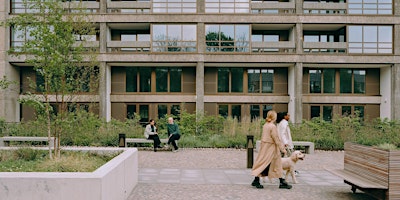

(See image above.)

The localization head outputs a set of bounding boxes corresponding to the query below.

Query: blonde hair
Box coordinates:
[266,110,277,123]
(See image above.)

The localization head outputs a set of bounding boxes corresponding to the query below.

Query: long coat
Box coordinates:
[251,121,285,178]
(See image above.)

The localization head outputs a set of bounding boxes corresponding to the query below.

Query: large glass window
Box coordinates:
[139,68,151,92]
[152,24,197,52]
[126,68,137,92]
[232,105,241,120]
[158,105,168,119]
[340,69,365,94]
[218,104,241,120]
[127,105,137,119]
[248,69,274,93]
[348,26,392,54]
[139,105,149,123]
[219,105,229,118]
[311,105,332,121]
[205,25,250,52]
[205,0,249,13]
[153,0,196,13]
[348,0,392,15]
[218,68,243,93]
[156,67,182,92]
[250,104,272,120]
[309,69,335,93]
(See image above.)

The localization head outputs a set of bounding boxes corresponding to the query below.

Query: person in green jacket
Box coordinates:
[167,117,181,152]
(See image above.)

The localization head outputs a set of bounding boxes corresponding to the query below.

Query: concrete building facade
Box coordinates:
[1,0,400,123]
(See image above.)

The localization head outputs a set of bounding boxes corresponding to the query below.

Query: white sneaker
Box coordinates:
[172,149,179,153]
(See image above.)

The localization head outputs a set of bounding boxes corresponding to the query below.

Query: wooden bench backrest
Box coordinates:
[344,142,389,188]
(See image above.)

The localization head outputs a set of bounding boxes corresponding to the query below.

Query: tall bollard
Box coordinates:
[119,133,126,147]
[247,135,254,168]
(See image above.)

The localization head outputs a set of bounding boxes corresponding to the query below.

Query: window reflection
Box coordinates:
[153,0,196,13]
[348,25,392,54]
[205,24,250,52]
[205,0,249,13]
[152,24,197,52]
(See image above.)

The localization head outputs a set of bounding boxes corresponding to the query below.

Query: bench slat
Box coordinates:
[328,169,388,189]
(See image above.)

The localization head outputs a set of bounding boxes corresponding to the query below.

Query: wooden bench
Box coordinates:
[327,142,389,200]
[255,140,314,154]
[0,136,57,147]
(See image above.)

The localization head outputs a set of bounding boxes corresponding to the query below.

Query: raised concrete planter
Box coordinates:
[0,147,138,200]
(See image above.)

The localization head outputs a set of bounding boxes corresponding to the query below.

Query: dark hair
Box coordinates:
[277,112,288,123]
[149,119,154,123]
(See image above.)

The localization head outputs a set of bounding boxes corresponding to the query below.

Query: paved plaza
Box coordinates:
[128,148,373,200]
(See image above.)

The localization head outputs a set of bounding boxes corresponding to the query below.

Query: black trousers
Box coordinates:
[168,134,181,150]
[148,134,161,151]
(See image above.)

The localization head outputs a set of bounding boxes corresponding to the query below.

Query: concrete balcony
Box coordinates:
[303,2,347,10]
[251,41,296,53]
[303,42,347,53]
[107,1,151,13]
[107,41,151,52]
[74,41,100,48]
[62,1,100,12]
[251,1,295,10]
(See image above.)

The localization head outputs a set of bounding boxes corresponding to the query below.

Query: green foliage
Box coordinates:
[0,149,118,172]
[2,110,400,150]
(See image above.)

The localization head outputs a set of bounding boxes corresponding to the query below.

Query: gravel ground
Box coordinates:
[129,148,373,200]
[138,148,345,170]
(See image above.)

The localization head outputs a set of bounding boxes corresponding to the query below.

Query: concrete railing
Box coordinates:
[0,147,138,200]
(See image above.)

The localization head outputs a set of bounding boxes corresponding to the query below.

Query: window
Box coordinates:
[205,0,249,13]
[156,67,182,92]
[158,105,168,119]
[348,26,392,54]
[11,26,34,52]
[125,67,151,92]
[309,69,335,93]
[218,104,241,120]
[139,105,149,123]
[348,0,392,15]
[311,105,332,121]
[218,68,243,93]
[139,68,151,92]
[153,0,196,13]
[152,25,197,52]
[250,104,272,120]
[126,68,138,92]
[127,105,137,119]
[341,105,365,119]
[157,104,181,119]
[205,25,250,52]
[340,69,365,94]
[248,69,274,93]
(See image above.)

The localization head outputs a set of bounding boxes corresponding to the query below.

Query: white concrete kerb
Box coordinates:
[0,147,139,200]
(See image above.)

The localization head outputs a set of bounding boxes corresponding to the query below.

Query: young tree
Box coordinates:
[4,0,98,159]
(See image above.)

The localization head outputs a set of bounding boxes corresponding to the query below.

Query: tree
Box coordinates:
[3,0,98,159]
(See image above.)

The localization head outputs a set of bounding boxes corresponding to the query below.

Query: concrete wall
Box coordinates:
[0,147,138,200]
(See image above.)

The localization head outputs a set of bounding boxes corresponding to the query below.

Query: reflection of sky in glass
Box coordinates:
[364,26,377,42]
[168,25,181,40]
[235,25,249,40]
[379,26,392,42]
[182,25,196,40]
[206,25,219,34]
[153,25,166,40]
[220,25,234,40]
[348,26,362,42]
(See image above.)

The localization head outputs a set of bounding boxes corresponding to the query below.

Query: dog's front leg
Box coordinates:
[291,170,298,184]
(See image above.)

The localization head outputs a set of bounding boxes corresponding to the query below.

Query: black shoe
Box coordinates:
[251,177,264,189]
[279,178,292,189]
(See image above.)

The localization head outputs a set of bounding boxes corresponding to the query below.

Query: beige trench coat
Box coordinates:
[251,122,285,178]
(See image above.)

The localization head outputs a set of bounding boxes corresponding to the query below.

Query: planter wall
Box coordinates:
[0,147,138,200]
[345,142,400,200]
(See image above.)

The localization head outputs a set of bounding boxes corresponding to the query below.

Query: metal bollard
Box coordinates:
[247,135,254,168]
[119,133,126,147]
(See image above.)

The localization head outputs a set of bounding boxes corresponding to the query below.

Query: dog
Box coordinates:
[262,150,305,184]
[281,150,305,183]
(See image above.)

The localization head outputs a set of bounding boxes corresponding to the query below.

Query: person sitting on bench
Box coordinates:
[144,119,162,152]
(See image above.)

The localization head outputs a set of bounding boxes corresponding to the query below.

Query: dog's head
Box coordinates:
[290,150,305,162]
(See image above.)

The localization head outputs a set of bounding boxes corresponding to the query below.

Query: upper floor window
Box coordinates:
[126,68,151,92]
[309,69,335,93]
[205,0,249,13]
[152,24,197,52]
[348,0,392,15]
[248,69,274,93]
[340,69,365,94]
[348,26,392,54]
[11,26,34,52]
[218,68,243,93]
[153,0,196,13]
[205,24,250,52]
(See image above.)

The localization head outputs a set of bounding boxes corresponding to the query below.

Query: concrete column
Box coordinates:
[392,64,400,120]
[197,0,205,13]
[196,62,205,113]
[394,25,400,55]
[293,63,303,124]
[100,23,107,54]
[295,23,303,54]
[99,0,107,14]
[295,0,303,14]
[197,23,205,53]
[394,0,400,16]
[380,66,391,119]
[99,62,111,122]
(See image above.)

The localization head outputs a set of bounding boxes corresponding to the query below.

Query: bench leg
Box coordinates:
[304,146,309,154]
[351,185,357,193]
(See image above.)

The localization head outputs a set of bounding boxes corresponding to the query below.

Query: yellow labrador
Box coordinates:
[281,150,305,184]
[262,150,305,184]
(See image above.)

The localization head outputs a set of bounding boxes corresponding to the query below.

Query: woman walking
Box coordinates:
[251,110,292,189]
